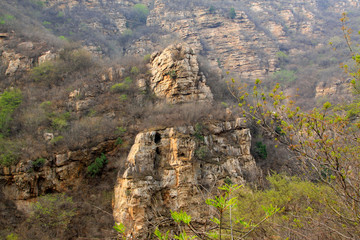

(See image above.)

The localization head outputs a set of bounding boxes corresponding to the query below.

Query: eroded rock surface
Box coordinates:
[113,118,261,238]
[150,44,213,103]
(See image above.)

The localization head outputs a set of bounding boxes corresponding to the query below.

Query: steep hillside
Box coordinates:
[0,0,359,239]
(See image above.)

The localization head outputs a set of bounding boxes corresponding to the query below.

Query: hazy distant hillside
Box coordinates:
[1,0,360,106]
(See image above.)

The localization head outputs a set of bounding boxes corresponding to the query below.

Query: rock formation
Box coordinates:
[113,118,261,238]
[0,141,115,211]
[150,44,213,103]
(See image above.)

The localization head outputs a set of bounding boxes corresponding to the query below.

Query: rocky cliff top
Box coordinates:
[150,44,213,103]
[113,118,261,237]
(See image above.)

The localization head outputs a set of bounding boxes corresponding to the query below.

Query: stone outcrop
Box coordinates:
[315,78,351,98]
[21,0,360,80]
[0,141,115,211]
[150,44,213,103]
[113,118,261,238]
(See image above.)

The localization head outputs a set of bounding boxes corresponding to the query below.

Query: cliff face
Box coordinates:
[0,140,115,211]
[113,118,261,237]
[21,0,360,80]
[150,44,213,103]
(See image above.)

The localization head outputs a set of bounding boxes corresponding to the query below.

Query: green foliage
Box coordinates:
[229,8,236,19]
[143,54,151,62]
[271,70,297,84]
[6,233,18,240]
[50,135,64,145]
[126,4,149,29]
[111,77,132,93]
[58,35,68,41]
[0,89,22,136]
[235,174,336,237]
[115,137,123,145]
[50,112,71,131]
[87,153,108,177]
[0,14,15,25]
[130,66,140,75]
[195,146,209,160]
[111,83,129,92]
[254,141,267,159]
[154,228,169,240]
[57,11,65,18]
[31,47,93,84]
[116,126,127,135]
[133,4,149,23]
[124,76,133,84]
[229,69,360,237]
[171,210,192,225]
[194,123,204,141]
[154,183,278,239]
[113,222,125,232]
[122,28,133,37]
[174,231,197,240]
[28,193,76,235]
[31,61,58,83]
[119,94,128,101]
[276,51,289,67]
[166,70,177,79]
[31,158,46,170]
[209,5,216,14]
[0,137,20,167]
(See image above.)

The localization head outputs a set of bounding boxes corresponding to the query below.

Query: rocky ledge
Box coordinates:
[113,118,261,238]
[150,44,213,104]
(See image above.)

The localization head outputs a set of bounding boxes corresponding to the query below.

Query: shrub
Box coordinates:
[254,141,267,159]
[115,137,123,145]
[31,158,46,171]
[87,153,108,177]
[119,94,128,101]
[229,8,236,19]
[50,135,64,145]
[111,83,129,92]
[0,89,23,136]
[194,123,204,141]
[6,233,18,240]
[195,146,210,160]
[235,174,338,239]
[50,112,71,131]
[130,66,139,75]
[143,54,151,62]
[209,5,216,14]
[27,193,76,238]
[271,70,297,84]
[31,61,59,83]
[124,76,132,84]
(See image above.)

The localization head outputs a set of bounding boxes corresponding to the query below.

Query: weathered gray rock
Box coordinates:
[150,44,213,103]
[113,118,261,238]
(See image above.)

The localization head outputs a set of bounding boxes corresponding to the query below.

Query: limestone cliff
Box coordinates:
[113,118,261,238]
[0,140,115,212]
[17,0,360,80]
[150,44,213,103]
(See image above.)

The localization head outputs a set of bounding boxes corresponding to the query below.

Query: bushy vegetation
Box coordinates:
[31,46,94,85]
[226,15,360,238]
[0,89,22,137]
[23,193,77,240]
[87,153,108,177]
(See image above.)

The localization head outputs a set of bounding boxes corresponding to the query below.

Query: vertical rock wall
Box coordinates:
[113,118,261,238]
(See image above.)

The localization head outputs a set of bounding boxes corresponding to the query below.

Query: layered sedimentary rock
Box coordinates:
[113,118,261,238]
[0,141,114,211]
[150,44,213,103]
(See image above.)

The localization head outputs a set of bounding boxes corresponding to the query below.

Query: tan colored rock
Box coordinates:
[315,79,351,98]
[38,51,57,65]
[113,118,261,238]
[150,44,213,103]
